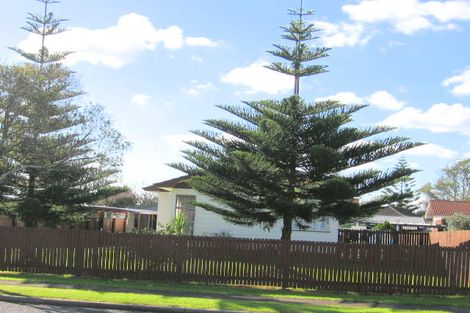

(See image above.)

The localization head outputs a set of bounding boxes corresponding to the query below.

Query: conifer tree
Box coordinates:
[383,157,420,215]
[172,4,421,240]
[2,0,128,227]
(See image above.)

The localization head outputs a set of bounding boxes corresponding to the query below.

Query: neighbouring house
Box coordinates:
[425,199,470,227]
[92,205,158,233]
[0,205,158,233]
[144,176,339,242]
[354,206,432,231]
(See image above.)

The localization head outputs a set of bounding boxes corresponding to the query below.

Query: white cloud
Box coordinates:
[383,102,470,135]
[443,69,470,96]
[401,143,458,159]
[315,21,373,47]
[17,13,218,68]
[368,90,406,110]
[185,37,218,47]
[180,81,216,96]
[221,60,293,95]
[463,151,470,158]
[342,0,470,35]
[317,91,364,104]
[317,90,405,111]
[131,94,151,108]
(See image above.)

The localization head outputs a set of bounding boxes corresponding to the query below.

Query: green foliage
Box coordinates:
[130,228,158,235]
[171,5,420,240]
[0,0,129,227]
[373,221,396,231]
[420,158,470,201]
[158,212,190,235]
[382,157,420,215]
[447,213,470,230]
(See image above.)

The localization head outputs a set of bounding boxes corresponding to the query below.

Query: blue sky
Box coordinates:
[2,0,470,192]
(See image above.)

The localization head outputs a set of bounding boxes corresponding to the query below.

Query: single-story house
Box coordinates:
[144,176,339,242]
[354,206,432,231]
[0,205,157,233]
[425,199,470,226]
[92,205,158,233]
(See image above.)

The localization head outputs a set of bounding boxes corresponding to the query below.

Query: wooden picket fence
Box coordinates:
[0,226,469,295]
[338,229,430,246]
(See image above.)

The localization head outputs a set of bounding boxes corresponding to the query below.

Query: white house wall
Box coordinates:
[156,188,338,242]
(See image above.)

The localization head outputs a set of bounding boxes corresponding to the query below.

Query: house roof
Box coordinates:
[361,206,426,225]
[375,206,409,217]
[428,200,470,217]
[143,175,191,192]
[93,205,158,215]
[364,215,425,225]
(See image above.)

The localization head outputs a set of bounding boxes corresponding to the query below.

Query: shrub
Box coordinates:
[373,221,396,231]
[447,213,470,230]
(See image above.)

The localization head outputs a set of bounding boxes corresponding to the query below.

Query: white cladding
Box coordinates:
[156,188,338,242]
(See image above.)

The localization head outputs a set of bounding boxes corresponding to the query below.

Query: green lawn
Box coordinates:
[0,271,467,313]
[0,284,452,313]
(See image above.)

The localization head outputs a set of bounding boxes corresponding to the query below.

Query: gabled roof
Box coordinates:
[375,206,409,217]
[143,175,191,192]
[362,206,425,226]
[428,200,470,217]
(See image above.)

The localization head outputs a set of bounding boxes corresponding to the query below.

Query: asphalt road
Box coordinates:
[0,301,154,313]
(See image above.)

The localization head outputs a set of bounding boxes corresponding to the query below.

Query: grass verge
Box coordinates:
[0,284,454,313]
[0,271,468,312]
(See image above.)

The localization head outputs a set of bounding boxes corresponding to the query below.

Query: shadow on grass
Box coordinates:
[1,272,469,312]
[216,297,466,313]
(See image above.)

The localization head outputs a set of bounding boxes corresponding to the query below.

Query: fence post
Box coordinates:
[75,230,84,276]
[176,236,185,282]
[281,240,290,290]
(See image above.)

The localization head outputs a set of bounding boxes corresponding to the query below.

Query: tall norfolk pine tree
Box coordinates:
[382,157,420,215]
[0,0,128,226]
[173,6,421,240]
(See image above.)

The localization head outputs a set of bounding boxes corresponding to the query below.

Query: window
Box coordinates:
[149,215,157,230]
[175,195,196,235]
[293,216,330,232]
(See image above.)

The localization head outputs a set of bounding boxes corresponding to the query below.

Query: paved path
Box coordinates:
[0,300,148,312]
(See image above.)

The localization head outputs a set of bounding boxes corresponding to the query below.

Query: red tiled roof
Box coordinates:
[429,200,470,217]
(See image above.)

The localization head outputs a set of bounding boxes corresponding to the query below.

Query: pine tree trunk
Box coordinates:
[281,215,292,240]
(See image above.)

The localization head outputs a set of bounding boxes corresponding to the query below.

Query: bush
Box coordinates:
[158,212,190,235]
[447,213,470,230]
[373,221,396,231]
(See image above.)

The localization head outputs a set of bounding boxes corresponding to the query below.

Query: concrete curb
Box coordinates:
[0,294,250,313]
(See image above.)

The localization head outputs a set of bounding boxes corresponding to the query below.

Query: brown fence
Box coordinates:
[338,229,430,246]
[0,226,469,295]
[430,230,470,247]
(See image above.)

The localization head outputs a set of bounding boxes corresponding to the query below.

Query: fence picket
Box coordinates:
[0,226,469,295]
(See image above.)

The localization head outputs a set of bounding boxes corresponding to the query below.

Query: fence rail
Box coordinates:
[0,226,468,295]
[338,229,430,246]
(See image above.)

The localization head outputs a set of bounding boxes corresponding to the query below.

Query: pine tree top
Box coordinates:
[265,2,330,95]
[10,0,72,66]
